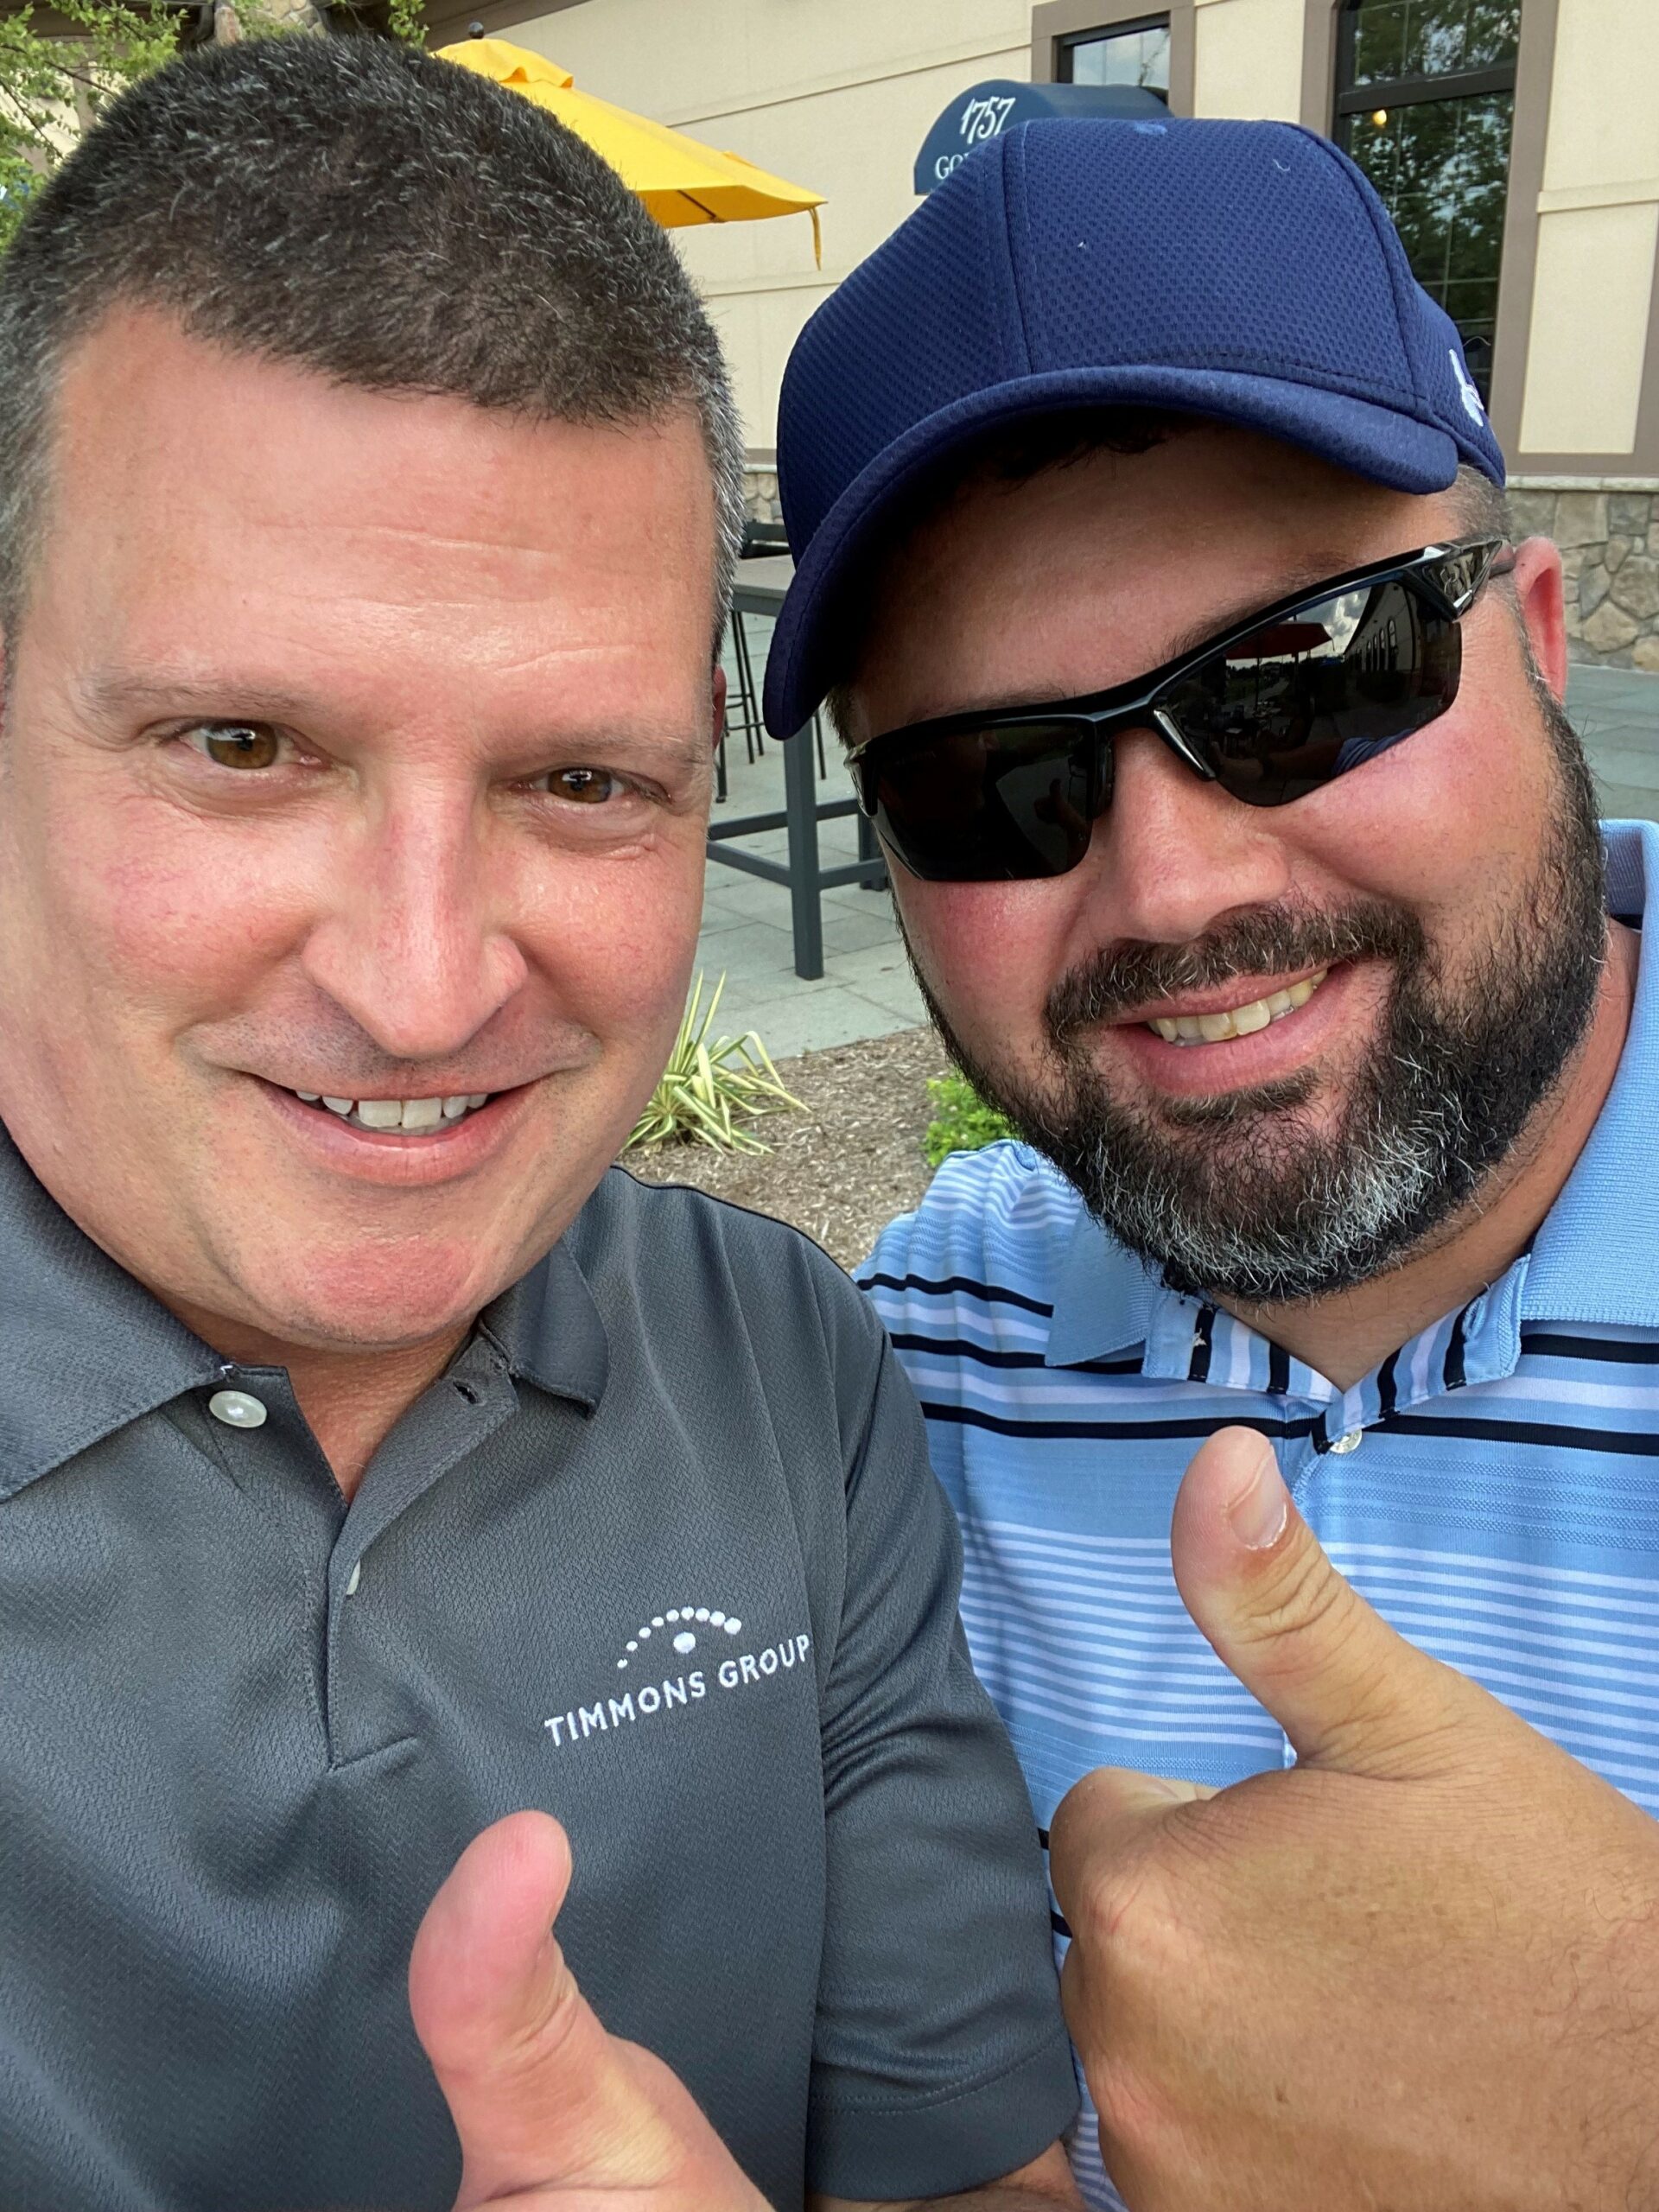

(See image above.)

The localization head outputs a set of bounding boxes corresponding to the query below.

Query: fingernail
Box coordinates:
[1226,1441,1289,1549]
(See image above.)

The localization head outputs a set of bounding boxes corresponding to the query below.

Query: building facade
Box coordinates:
[431,0,1658,664]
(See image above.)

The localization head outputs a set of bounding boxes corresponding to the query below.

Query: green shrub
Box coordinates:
[626,972,801,1154]
[923,1071,1017,1169]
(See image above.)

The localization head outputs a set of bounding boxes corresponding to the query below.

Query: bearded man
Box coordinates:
[766,117,1659,2211]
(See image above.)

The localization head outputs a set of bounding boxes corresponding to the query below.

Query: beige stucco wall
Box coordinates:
[503,0,1034,446]
[1191,0,1304,123]
[497,0,1658,469]
[1519,0,1659,456]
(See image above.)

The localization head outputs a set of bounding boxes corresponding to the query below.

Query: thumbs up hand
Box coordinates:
[1049,1428,1659,2212]
[409,1812,768,2212]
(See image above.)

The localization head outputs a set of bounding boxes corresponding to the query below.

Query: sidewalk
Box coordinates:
[696,699,925,1058]
[1570,664,1659,822]
[696,657,1659,1060]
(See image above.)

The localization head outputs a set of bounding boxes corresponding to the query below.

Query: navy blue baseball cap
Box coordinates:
[763,115,1505,739]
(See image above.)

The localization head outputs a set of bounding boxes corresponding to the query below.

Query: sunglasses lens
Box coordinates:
[1160,575,1461,805]
[864,720,1097,882]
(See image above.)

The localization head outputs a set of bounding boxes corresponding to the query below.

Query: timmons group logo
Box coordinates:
[615,1603,742,1668]
[542,1598,811,1752]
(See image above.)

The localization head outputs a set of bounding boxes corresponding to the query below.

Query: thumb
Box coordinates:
[409,1811,684,2207]
[1170,1427,1473,1778]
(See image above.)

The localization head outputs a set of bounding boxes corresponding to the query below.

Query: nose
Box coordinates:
[1078,726,1294,943]
[302,782,528,1063]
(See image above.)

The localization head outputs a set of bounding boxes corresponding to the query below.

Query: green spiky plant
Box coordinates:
[626,972,803,1155]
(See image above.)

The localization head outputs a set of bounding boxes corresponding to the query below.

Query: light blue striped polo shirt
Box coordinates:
[861,820,1659,2208]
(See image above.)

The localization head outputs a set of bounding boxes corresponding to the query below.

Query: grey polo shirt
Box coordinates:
[0,1128,1076,2211]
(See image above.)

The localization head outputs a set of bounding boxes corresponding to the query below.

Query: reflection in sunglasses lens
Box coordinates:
[1161,580,1459,805]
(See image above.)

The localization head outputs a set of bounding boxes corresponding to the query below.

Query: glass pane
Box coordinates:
[1161,580,1458,807]
[1065,21,1172,96]
[1347,0,1518,87]
[1338,86,1514,402]
[1460,0,1522,68]
[1351,0,1410,86]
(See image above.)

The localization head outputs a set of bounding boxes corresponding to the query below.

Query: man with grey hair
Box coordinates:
[0,37,1081,2212]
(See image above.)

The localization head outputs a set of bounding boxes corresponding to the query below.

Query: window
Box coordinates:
[1334,0,1522,401]
[1058,14,1172,99]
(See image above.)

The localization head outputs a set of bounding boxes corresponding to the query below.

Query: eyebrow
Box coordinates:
[908,556,1371,729]
[76,670,320,722]
[1154,559,1359,666]
[73,668,709,768]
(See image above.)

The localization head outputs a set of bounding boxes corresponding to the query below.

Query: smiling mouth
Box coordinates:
[1144,967,1330,1046]
[286,1088,494,1133]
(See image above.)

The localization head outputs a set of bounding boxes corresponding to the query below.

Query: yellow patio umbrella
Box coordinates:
[436,37,824,264]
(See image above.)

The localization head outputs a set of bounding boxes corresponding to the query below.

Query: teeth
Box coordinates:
[297,1090,491,1129]
[1148,969,1329,1046]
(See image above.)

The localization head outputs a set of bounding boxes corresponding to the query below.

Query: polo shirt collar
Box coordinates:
[479,1228,609,1412]
[0,1119,612,1503]
[1522,819,1659,1328]
[1042,820,1659,1370]
[1044,1211,1159,1367]
[0,1125,222,1500]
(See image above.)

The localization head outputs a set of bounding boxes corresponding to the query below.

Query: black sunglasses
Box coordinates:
[853,537,1513,883]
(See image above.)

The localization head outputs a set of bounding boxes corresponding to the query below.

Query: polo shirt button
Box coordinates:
[207,1389,268,1430]
[1327,1428,1363,1455]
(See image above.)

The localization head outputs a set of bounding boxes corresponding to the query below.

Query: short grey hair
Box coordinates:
[0,34,746,651]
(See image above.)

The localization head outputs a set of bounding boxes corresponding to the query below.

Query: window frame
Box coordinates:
[1330,0,1521,404]
[1030,0,1195,112]
[1056,10,1172,89]
[1332,0,1519,120]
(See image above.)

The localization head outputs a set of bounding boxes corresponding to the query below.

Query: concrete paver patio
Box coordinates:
[696,645,1659,1062]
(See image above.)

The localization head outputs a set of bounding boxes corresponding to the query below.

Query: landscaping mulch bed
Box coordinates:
[623,1024,950,1270]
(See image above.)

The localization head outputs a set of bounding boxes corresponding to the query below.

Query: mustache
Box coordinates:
[1046,899,1426,1039]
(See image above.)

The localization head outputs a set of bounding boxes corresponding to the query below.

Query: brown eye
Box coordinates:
[188,721,284,771]
[550,767,619,805]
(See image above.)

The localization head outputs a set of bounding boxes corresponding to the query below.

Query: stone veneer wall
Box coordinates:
[746,467,1659,671]
[744,466,782,528]
[1469,482,1659,671]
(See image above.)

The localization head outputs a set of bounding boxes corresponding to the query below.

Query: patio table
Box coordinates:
[709,553,887,980]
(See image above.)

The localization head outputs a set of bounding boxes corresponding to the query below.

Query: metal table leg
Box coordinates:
[782,720,823,980]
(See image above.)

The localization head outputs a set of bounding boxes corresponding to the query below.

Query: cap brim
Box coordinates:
[763,364,1465,739]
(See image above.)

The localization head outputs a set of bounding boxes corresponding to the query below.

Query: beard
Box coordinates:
[906,687,1610,1306]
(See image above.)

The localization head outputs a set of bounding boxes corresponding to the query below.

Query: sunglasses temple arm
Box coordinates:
[1446,538,1514,615]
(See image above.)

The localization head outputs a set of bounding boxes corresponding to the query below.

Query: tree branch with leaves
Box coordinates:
[0,0,423,250]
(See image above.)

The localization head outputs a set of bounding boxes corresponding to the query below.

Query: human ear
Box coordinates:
[1507,535,1568,701]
